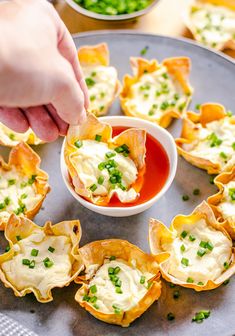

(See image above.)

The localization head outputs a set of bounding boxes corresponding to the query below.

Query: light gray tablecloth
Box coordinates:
[0,313,38,336]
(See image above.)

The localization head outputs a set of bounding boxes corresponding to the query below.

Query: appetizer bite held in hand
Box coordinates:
[0,123,42,147]
[75,239,161,327]
[64,113,148,206]
[149,202,235,291]
[176,103,235,174]
[208,167,235,239]
[185,0,235,51]
[0,215,83,303]
[0,142,49,230]
[120,56,193,128]
[78,43,121,116]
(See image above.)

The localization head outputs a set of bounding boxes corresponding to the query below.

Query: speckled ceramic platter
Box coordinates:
[0,31,234,336]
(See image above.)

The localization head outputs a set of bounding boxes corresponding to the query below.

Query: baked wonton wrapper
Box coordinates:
[0,123,42,147]
[149,202,235,291]
[120,56,193,128]
[0,142,50,230]
[64,113,146,206]
[75,239,161,327]
[176,103,235,174]
[185,0,235,51]
[208,167,235,239]
[78,43,121,116]
[0,215,83,303]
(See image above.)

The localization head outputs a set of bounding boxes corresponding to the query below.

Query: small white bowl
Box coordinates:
[60,116,177,217]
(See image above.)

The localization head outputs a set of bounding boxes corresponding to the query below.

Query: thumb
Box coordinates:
[51,54,86,125]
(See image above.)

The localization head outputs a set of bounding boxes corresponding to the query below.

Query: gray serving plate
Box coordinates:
[0,31,235,336]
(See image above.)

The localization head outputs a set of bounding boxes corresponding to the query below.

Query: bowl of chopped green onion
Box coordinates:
[65,0,160,21]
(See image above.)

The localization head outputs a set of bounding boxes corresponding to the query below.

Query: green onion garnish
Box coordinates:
[229,188,235,201]
[105,152,116,159]
[74,140,83,148]
[31,249,39,257]
[193,189,200,195]
[181,258,189,267]
[182,195,189,201]
[109,256,116,261]
[16,235,22,241]
[173,290,180,299]
[95,134,102,142]
[197,282,204,286]
[192,310,210,323]
[207,132,222,147]
[197,249,206,258]
[48,246,55,253]
[22,259,30,266]
[180,244,186,252]
[224,262,229,270]
[29,260,36,269]
[8,179,16,186]
[181,231,188,239]
[89,184,97,192]
[85,77,95,88]
[90,285,97,294]
[220,152,227,159]
[113,305,121,315]
[186,277,194,283]
[115,287,123,294]
[28,175,37,185]
[140,275,146,284]
[167,312,175,321]
[189,235,196,242]
[98,176,104,185]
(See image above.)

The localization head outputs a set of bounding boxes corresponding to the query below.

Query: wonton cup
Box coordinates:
[176,103,235,174]
[185,0,235,51]
[120,57,193,128]
[0,215,83,303]
[78,43,121,116]
[208,167,235,239]
[0,123,42,147]
[0,142,50,230]
[75,239,161,327]
[149,202,235,291]
[64,113,146,206]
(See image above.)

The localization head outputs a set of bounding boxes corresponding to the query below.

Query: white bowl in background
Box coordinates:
[61,116,177,217]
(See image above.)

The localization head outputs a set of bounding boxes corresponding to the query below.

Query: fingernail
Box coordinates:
[78,108,87,124]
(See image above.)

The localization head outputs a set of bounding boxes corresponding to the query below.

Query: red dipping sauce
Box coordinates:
[107,126,170,207]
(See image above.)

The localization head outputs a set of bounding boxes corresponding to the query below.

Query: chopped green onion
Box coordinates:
[90,285,97,294]
[98,176,104,185]
[189,235,196,242]
[105,152,116,159]
[115,287,123,294]
[114,266,120,274]
[16,235,22,241]
[108,267,114,274]
[4,197,10,206]
[232,142,235,150]
[43,257,54,268]
[209,176,215,184]
[83,294,90,302]
[98,162,106,171]
[85,77,95,88]
[180,244,186,252]
[48,246,55,253]
[140,275,146,284]
[113,305,121,315]
[199,241,207,248]
[140,46,149,56]
[169,283,176,288]
[31,249,39,257]
[193,189,200,196]
[9,133,15,140]
[207,132,222,147]
[28,175,37,185]
[89,184,97,192]
[0,203,5,210]
[20,193,28,199]
[186,277,194,283]
[224,262,229,270]
[109,256,116,261]
[95,134,102,142]
[91,71,96,77]
[167,312,175,321]
[229,188,235,201]
[74,140,83,148]
[195,104,201,110]
[180,231,188,239]
[197,282,204,286]
[227,110,233,117]
[223,279,230,285]
[173,290,180,299]
[5,246,10,252]
[192,310,210,323]
[174,93,180,100]
[29,260,36,269]
[162,73,169,79]
[160,101,169,111]
[8,179,16,186]
[93,303,99,310]
[90,296,97,303]
[181,258,189,267]
[206,241,214,251]
[20,182,28,189]
[182,195,189,201]
[197,249,206,258]
[22,259,30,266]
[220,152,227,159]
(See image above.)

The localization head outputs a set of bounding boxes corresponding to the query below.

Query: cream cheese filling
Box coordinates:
[184,117,235,167]
[125,65,189,119]
[83,65,118,114]
[163,219,232,284]
[0,168,42,220]
[190,3,235,48]
[1,230,72,298]
[218,180,235,219]
[72,140,138,201]
[85,259,153,314]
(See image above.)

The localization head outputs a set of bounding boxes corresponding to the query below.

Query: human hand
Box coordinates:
[0,0,89,141]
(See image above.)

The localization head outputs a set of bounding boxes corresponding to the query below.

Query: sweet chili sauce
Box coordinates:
[107,126,170,207]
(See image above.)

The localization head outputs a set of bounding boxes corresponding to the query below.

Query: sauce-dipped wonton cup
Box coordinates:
[78,43,121,116]
[0,215,83,303]
[208,167,235,239]
[75,239,161,327]
[184,0,235,51]
[0,123,42,147]
[64,113,146,206]
[149,202,235,291]
[0,142,50,230]
[120,56,193,128]
[176,103,235,174]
